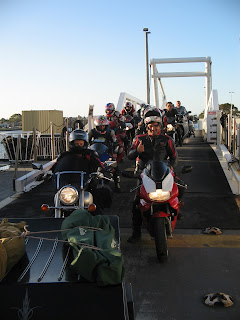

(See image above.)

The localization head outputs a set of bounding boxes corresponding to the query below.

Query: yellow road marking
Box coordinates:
[122,234,240,248]
[144,234,240,248]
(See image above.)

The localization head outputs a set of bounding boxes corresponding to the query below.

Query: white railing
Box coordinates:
[0,132,64,161]
[37,134,64,159]
[220,115,240,162]
[202,90,219,142]
[116,92,146,112]
[0,131,41,162]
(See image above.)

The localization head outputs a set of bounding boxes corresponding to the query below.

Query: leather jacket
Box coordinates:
[52,149,103,175]
[128,133,178,170]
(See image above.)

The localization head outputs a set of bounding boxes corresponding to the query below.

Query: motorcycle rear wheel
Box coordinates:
[153,217,168,262]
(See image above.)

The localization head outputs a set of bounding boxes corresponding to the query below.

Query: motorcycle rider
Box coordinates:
[121,101,138,117]
[88,115,118,157]
[175,100,188,116]
[88,115,121,192]
[121,101,138,146]
[174,101,190,145]
[162,102,182,145]
[162,102,178,122]
[188,116,196,137]
[135,103,149,135]
[52,129,104,174]
[105,102,125,131]
[127,107,179,243]
[52,129,112,213]
[105,102,127,159]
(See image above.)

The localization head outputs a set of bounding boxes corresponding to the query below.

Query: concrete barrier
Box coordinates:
[15,160,56,192]
[216,144,240,194]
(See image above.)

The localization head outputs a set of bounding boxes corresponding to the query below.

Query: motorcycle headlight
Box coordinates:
[59,186,79,205]
[148,189,171,202]
[83,191,94,207]
[167,124,173,131]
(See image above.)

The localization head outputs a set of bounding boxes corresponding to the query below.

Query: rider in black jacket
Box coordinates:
[52,129,112,213]
[129,107,178,172]
[127,108,178,243]
[161,102,178,124]
[88,115,121,192]
[161,102,183,145]
[88,115,118,158]
[52,129,104,174]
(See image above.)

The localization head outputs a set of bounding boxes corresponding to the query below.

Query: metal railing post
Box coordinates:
[227,114,231,152]
[238,126,240,166]
[233,118,236,157]
[50,122,55,160]
[216,111,221,146]
[13,135,21,191]
[33,127,38,162]
[65,118,69,151]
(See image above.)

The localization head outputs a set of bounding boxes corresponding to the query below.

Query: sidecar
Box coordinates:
[0,216,135,320]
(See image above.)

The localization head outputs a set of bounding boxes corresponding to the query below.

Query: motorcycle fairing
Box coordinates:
[141,174,156,194]
[170,183,179,202]
[162,172,174,192]
[140,171,174,200]
[168,195,179,210]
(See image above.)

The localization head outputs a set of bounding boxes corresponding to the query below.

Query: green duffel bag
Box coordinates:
[61,209,125,286]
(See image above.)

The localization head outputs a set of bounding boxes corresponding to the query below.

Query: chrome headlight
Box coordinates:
[59,186,79,205]
[167,124,174,131]
[148,189,171,202]
[83,191,94,207]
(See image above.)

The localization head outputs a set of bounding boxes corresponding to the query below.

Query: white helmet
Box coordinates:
[144,107,162,126]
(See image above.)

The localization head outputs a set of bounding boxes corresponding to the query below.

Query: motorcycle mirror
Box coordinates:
[104,160,117,168]
[181,166,192,174]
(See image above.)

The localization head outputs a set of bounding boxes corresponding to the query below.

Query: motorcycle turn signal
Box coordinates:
[88,203,97,213]
[41,204,50,212]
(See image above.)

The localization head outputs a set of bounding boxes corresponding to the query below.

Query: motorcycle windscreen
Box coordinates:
[167,116,175,124]
[90,140,109,161]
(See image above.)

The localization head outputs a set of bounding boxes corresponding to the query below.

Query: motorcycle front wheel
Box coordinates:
[178,127,184,146]
[153,217,168,262]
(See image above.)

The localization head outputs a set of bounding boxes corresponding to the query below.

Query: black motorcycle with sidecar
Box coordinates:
[0,161,135,319]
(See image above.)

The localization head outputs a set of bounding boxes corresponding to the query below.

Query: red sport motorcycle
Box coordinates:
[136,160,191,262]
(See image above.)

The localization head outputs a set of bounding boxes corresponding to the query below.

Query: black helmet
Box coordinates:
[69,129,88,151]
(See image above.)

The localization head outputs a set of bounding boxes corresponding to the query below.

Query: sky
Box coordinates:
[0,0,239,119]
